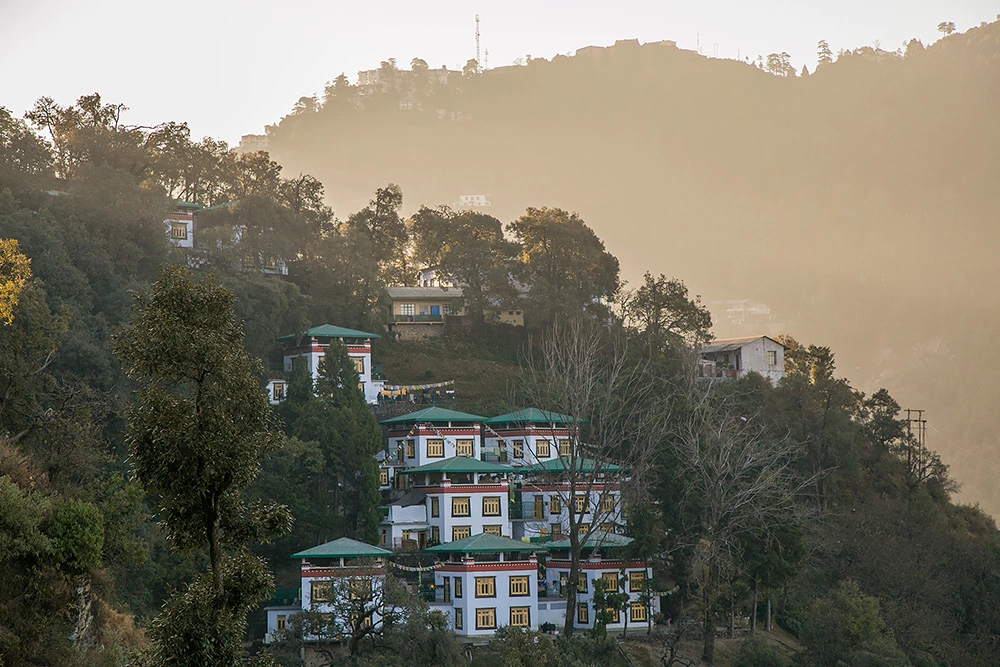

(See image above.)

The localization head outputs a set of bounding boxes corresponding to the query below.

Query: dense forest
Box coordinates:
[265,20,1000,518]
[2,20,1000,667]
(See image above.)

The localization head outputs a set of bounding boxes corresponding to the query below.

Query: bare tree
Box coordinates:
[518,317,667,637]
[672,386,811,665]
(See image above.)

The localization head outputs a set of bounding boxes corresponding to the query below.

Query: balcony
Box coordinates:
[509,501,549,521]
[392,314,444,323]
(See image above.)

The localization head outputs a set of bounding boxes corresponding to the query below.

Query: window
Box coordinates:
[353,357,365,374]
[603,572,619,592]
[578,573,588,593]
[509,576,530,596]
[630,602,647,622]
[629,571,645,592]
[431,526,439,543]
[550,523,562,538]
[311,581,332,603]
[452,497,471,517]
[510,606,531,627]
[379,468,389,486]
[402,530,412,543]
[578,523,590,536]
[605,606,621,624]
[483,524,502,536]
[452,525,471,540]
[264,256,278,271]
[456,439,473,457]
[513,440,524,459]
[559,439,571,456]
[443,577,451,603]
[535,439,551,458]
[454,607,463,629]
[169,221,188,240]
[475,577,496,598]
[380,530,386,546]
[276,614,287,631]
[349,579,371,601]
[475,608,497,630]
[431,497,440,517]
[601,495,614,513]
[533,497,545,519]
[577,602,590,625]
[550,496,561,514]
[455,577,463,598]
[498,441,508,462]
[768,350,778,366]
[400,303,415,316]
[272,382,285,401]
[482,496,502,516]
[427,439,444,458]
[405,440,415,458]
[601,521,616,534]
[574,495,588,514]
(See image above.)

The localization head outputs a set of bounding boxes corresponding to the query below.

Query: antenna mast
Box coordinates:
[484,48,489,70]
[475,15,482,72]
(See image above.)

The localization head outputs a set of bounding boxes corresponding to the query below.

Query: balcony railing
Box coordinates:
[392,314,444,323]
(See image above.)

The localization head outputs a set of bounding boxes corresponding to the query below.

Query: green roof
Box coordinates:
[278,324,381,341]
[199,199,239,213]
[547,532,633,550]
[485,408,578,426]
[291,537,393,559]
[400,456,514,475]
[380,407,486,425]
[528,458,623,473]
[423,533,542,554]
[167,199,203,210]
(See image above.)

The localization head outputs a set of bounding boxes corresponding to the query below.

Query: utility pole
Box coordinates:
[904,409,928,486]
[476,14,481,72]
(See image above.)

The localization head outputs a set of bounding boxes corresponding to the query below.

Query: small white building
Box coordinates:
[276,324,384,404]
[424,533,542,636]
[453,194,491,208]
[264,537,395,644]
[699,335,785,385]
[164,201,199,248]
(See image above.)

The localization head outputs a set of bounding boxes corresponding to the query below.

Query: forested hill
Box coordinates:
[267,22,1000,515]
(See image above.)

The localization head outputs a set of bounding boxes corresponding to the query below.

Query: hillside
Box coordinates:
[266,23,1000,514]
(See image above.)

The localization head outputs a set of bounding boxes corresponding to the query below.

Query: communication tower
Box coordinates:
[476,15,481,72]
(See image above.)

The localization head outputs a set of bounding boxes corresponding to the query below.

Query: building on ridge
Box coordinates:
[698,335,785,385]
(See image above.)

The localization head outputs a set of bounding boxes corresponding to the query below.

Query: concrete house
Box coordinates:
[272,325,383,405]
[699,335,785,384]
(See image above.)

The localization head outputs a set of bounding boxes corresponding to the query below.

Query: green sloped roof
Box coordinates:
[485,408,578,426]
[528,457,623,473]
[547,532,633,551]
[380,407,486,425]
[400,456,513,475]
[423,533,542,554]
[291,537,393,559]
[278,324,381,341]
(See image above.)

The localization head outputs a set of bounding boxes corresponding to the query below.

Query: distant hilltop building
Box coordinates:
[453,194,491,208]
[164,201,199,249]
[698,335,785,384]
[237,134,269,153]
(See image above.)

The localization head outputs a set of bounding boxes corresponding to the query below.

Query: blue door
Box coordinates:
[430,305,441,316]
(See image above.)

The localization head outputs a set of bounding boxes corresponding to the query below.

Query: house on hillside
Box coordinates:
[386,286,465,340]
[698,335,784,384]
[270,324,383,404]
[164,201,200,248]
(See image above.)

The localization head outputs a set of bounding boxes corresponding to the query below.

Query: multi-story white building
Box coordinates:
[425,534,542,636]
[272,324,384,404]
[164,201,199,248]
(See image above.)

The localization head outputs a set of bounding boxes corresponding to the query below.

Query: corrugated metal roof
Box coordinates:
[399,456,512,475]
[386,286,464,299]
[484,408,577,426]
[700,335,781,354]
[547,531,633,550]
[380,407,486,425]
[423,533,540,554]
[277,324,381,341]
[291,537,392,559]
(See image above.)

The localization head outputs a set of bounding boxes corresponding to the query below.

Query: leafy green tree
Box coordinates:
[507,207,620,327]
[115,265,290,666]
[344,184,409,285]
[0,238,32,325]
[409,205,520,325]
[800,580,911,667]
[621,272,712,351]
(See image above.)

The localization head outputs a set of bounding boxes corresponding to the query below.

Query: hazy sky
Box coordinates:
[1,0,996,144]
